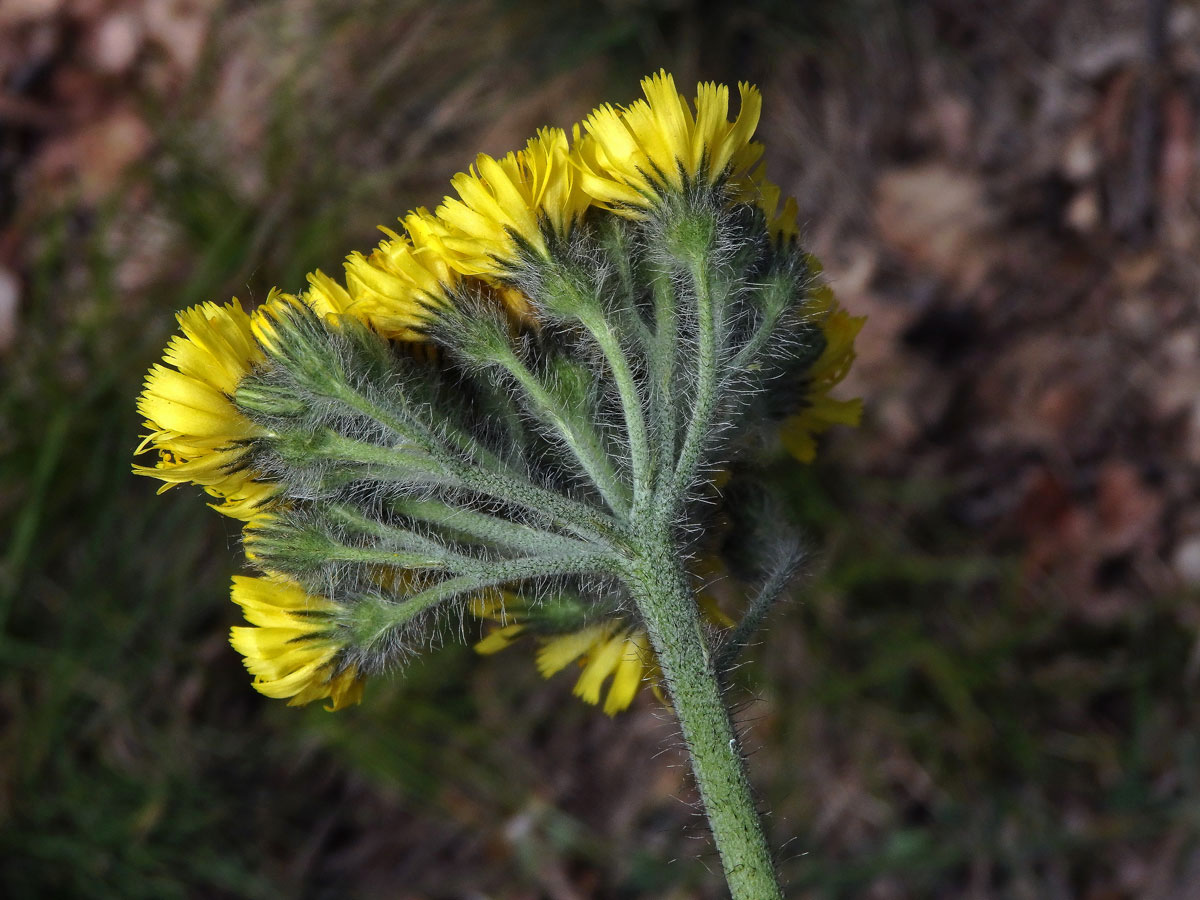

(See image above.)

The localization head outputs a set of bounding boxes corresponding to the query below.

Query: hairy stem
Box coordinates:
[325,504,489,572]
[334,383,512,477]
[732,302,787,371]
[492,343,632,517]
[576,303,653,508]
[316,433,625,547]
[625,525,782,900]
[713,544,802,673]
[649,265,678,463]
[362,551,620,642]
[451,465,628,548]
[391,497,594,557]
[668,257,722,506]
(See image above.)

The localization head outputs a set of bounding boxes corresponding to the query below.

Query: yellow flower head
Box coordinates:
[133,298,277,520]
[767,194,801,245]
[735,170,800,245]
[575,70,764,213]
[472,585,735,716]
[476,616,654,719]
[436,127,589,276]
[342,208,461,341]
[229,574,364,711]
[301,268,356,324]
[536,624,653,716]
[781,304,865,463]
[248,288,320,356]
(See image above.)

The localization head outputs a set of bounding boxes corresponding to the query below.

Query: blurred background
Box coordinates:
[2,0,1198,897]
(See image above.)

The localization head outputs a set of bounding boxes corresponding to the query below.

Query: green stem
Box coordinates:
[732,303,786,371]
[391,498,593,557]
[334,383,511,476]
[493,344,632,517]
[325,545,450,570]
[453,465,627,549]
[626,529,782,900]
[649,265,678,462]
[318,432,448,479]
[316,433,624,547]
[668,258,721,505]
[364,551,620,639]
[576,304,653,508]
[713,543,802,673]
[325,504,488,572]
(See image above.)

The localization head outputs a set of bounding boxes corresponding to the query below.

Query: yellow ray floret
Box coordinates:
[534,623,654,716]
[562,628,651,715]
[436,127,589,276]
[470,594,657,716]
[133,298,276,520]
[342,208,463,341]
[781,306,866,463]
[301,269,356,324]
[229,574,364,711]
[575,70,764,213]
[247,288,317,356]
[470,586,738,715]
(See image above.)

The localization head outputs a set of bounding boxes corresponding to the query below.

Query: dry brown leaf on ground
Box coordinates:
[875,164,999,295]
[81,8,145,76]
[1094,460,1163,557]
[0,0,63,27]
[33,105,152,201]
[975,334,1108,452]
[0,265,19,354]
[1159,87,1196,249]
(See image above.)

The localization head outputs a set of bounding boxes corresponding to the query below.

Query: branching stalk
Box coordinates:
[732,303,788,372]
[491,343,632,517]
[391,497,595,557]
[312,433,627,547]
[364,551,621,639]
[649,265,679,462]
[714,544,802,673]
[668,256,723,507]
[575,302,654,508]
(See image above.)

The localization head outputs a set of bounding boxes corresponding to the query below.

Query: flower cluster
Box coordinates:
[134,70,862,714]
